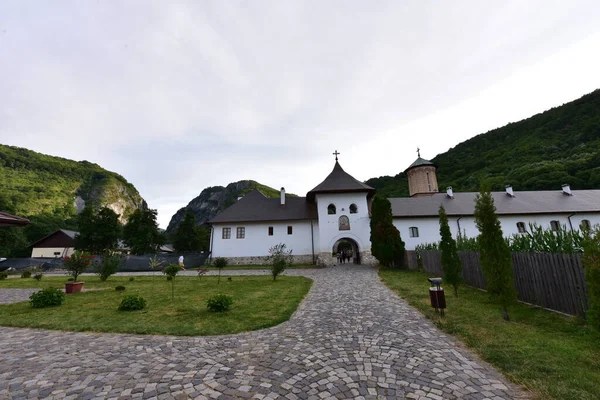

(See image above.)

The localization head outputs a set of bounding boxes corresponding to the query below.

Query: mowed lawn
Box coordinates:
[0,275,312,336]
[379,268,600,400]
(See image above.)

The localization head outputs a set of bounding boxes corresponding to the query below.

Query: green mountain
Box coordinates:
[0,144,147,256]
[166,181,292,235]
[367,89,600,196]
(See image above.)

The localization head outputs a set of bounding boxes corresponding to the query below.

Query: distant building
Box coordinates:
[30,229,77,258]
[208,153,600,265]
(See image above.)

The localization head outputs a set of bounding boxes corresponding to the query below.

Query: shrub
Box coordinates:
[118,295,146,311]
[33,271,43,281]
[29,288,66,309]
[95,252,123,281]
[21,270,32,279]
[67,277,75,282]
[63,250,94,282]
[266,243,293,281]
[0,272,7,280]
[163,264,180,299]
[115,285,126,292]
[166,275,173,281]
[129,277,135,282]
[206,294,233,312]
[213,257,228,284]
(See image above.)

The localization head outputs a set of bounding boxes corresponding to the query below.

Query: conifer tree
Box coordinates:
[173,211,202,253]
[123,209,165,255]
[582,228,600,330]
[75,206,121,254]
[369,195,406,268]
[439,205,462,296]
[474,190,516,321]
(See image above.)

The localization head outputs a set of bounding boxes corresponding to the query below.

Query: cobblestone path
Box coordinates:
[0,265,525,399]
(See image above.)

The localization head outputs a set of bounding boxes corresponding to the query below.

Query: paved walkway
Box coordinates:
[0,265,524,399]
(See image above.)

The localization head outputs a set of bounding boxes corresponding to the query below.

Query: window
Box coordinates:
[580,219,591,231]
[268,226,273,236]
[287,226,293,235]
[516,222,527,233]
[222,227,231,239]
[328,204,336,214]
[409,227,419,238]
[349,203,358,214]
[427,172,431,191]
[550,220,560,231]
[236,227,245,239]
[339,215,350,230]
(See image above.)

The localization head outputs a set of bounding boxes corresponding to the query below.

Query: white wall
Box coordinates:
[211,220,316,258]
[394,212,600,249]
[31,247,74,258]
[315,192,372,254]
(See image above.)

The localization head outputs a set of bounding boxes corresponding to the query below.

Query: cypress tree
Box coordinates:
[474,190,516,321]
[173,211,202,253]
[439,205,462,296]
[369,195,406,268]
[582,228,600,330]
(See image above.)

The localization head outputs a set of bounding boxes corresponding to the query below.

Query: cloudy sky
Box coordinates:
[1,1,600,227]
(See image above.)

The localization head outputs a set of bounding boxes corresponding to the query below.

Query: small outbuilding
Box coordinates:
[30,229,77,258]
[0,211,31,228]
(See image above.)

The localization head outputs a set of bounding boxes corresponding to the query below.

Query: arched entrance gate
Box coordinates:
[332,238,360,264]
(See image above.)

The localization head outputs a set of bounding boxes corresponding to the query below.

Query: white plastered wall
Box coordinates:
[31,247,74,258]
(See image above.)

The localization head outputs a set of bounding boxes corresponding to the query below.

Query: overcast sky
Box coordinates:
[2,1,600,228]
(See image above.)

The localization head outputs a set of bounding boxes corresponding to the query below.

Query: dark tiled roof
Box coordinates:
[0,212,31,227]
[390,190,600,217]
[60,229,78,239]
[208,190,317,224]
[306,161,375,201]
[405,157,435,172]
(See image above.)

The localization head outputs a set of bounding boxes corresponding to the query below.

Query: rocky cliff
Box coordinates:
[166,180,286,235]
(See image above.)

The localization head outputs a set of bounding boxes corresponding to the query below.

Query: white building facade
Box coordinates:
[209,157,600,264]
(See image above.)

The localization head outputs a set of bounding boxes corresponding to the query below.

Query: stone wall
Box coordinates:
[213,254,315,266]
[407,166,438,196]
[315,250,378,266]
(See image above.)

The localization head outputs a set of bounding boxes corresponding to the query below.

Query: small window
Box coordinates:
[580,219,591,231]
[349,203,358,214]
[409,227,419,238]
[287,226,293,235]
[516,222,527,233]
[268,226,273,236]
[328,204,336,214]
[550,220,560,231]
[222,227,231,239]
[236,227,245,239]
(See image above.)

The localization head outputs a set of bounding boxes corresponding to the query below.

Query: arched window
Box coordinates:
[550,220,560,231]
[327,204,336,215]
[516,222,527,233]
[409,227,419,238]
[580,219,591,231]
[339,215,350,230]
[349,203,358,214]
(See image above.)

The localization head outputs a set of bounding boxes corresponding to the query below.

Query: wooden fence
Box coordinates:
[420,250,589,317]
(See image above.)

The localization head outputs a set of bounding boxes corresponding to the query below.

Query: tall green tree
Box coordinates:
[474,189,516,321]
[369,195,406,268]
[439,205,462,296]
[75,206,121,254]
[123,209,165,255]
[173,211,202,253]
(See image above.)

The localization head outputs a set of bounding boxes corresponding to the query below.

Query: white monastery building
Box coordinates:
[208,153,600,265]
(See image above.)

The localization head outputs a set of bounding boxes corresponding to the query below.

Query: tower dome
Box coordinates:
[405,152,438,197]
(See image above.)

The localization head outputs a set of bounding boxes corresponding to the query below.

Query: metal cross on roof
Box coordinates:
[417,147,421,158]
[333,150,340,161]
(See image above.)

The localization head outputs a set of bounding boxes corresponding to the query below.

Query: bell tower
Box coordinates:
[406,149,438,197]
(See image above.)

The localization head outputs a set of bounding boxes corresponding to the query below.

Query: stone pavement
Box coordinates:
[0,288,38,304]
[0,265,526,399]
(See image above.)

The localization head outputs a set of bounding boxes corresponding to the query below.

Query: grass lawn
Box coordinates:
[379,268,600,400]
[0,275,312,336]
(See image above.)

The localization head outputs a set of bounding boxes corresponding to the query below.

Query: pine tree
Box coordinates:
[439,205,462,296]
[582,228,600,330]
[173,211,202,253]
[474,190,516,321]
[369,195,406,268]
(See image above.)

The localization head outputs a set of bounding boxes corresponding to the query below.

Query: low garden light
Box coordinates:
[428,277,446,317]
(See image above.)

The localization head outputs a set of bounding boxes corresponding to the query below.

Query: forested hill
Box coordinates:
[0,144,147,256]
[366,89,600,197]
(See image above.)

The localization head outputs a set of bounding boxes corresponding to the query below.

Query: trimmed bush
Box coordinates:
[29,288,66,309]
[206,294,233,312]
[118,295,146,311]
[95,253,123,281]
[33,271,43,281]
[21,270,32,279]
[0,272,7,280]
[67,277,75,282]
[115,285,126,292]
[129,277,135,282]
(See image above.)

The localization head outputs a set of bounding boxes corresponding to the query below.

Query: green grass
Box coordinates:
[0,275,312,336]
[379,268,600,400]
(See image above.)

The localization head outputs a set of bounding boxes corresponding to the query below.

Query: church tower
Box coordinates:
[405,150,439,197]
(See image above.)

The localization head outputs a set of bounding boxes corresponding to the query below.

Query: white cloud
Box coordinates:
[0,1,599,227]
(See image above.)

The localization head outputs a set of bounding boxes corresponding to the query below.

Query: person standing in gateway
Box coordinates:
[178,255,186,270]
